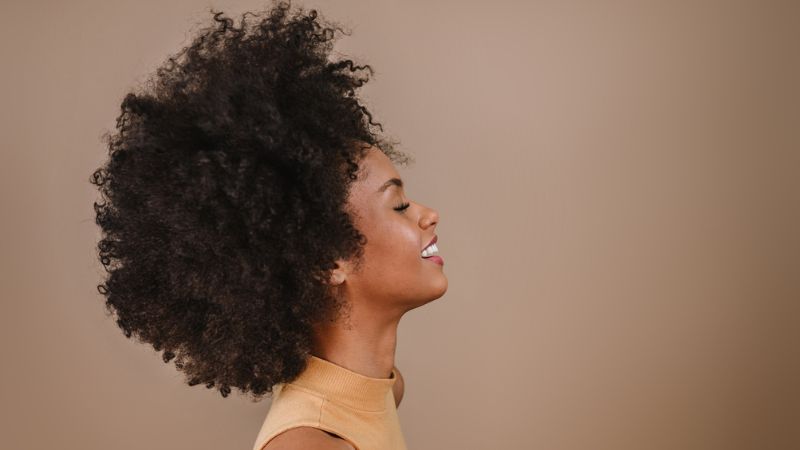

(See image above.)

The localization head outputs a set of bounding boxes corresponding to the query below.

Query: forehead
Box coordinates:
[357,147,401,191]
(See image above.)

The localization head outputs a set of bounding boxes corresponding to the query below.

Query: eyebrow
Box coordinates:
[376,177,403,193]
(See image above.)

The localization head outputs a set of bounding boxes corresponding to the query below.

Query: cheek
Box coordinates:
[365,219,420,264]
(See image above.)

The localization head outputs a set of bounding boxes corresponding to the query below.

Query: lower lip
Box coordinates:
[422,255,444,266]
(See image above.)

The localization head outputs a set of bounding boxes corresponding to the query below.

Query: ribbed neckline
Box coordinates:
[286,354,397,412]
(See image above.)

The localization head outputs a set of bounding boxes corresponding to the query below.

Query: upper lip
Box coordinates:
[422,235,438,251]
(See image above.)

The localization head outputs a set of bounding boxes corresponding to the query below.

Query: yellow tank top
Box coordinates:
[251,355,408,450]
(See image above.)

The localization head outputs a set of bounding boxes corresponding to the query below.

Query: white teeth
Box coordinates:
[421,243,439,258]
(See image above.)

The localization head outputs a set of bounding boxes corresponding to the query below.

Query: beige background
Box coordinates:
[1,1,798,449]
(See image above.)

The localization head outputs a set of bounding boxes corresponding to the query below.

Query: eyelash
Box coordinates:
[394,202,411,212]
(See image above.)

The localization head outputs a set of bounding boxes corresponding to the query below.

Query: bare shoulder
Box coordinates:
[262,426,356,450]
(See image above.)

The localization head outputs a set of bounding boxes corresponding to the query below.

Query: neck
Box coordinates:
[311,300,402,379]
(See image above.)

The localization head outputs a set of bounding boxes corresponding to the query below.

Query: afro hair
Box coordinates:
[89,0,412,400]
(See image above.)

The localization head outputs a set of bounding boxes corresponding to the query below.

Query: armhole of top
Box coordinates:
[258,425,358,450]
[322,429,358,450]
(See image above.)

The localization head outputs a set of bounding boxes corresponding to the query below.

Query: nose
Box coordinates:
[419,204,439,229]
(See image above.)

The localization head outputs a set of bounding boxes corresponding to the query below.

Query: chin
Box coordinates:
[400,274,448,308]
[428,276,448,301]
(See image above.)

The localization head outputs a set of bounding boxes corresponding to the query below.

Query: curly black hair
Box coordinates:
[89,0,412,401]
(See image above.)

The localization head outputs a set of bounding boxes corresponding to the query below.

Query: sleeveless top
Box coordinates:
[251,355,408,450]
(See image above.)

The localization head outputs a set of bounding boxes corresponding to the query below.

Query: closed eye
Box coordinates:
[394,202,410,212]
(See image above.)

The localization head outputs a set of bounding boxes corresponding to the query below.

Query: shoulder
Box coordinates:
[262,427,356,450]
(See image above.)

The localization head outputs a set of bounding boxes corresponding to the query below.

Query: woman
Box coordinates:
[90,2,447,449]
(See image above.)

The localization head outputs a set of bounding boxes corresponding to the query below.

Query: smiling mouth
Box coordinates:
[421,237,442,265]
[421,241,439,258]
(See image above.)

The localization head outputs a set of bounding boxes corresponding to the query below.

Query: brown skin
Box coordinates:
[264,427,358,450]
[392,365,405,407]
[311,146,446,379]
[265,146,445,449]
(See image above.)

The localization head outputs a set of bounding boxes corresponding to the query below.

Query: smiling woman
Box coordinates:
[89,1,445,450]
[254,145,447,450]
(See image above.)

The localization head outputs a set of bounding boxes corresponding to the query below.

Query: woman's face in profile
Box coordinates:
[338,146,447,311]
